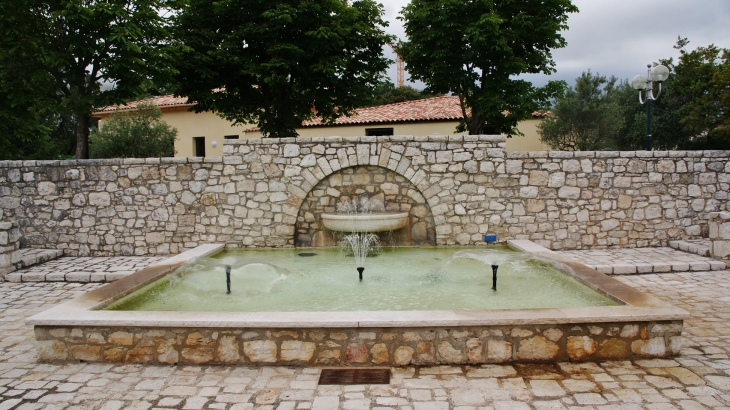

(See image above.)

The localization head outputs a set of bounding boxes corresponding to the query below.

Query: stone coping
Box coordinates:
[26,241,688,329]
[1,143,729,168]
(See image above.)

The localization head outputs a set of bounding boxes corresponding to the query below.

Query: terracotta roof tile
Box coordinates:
[94,95,191,114]
[302,95,463,127]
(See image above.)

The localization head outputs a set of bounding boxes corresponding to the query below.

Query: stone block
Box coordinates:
[370,343,390,365]
[182,347,215,364]
[243,340,277,363]
[516,336,558,361]
[670,262,690,272]
[437,341,464,363]
[217,335,240,363]
[69,345,101,361]
[612,264,637,275]
[393,346,415,366]
[280,341,316,362]
[557,186,580,199]
[486,340,512,363]
[65,272,91,282]
[37,340,69,361]
[688,261,711,271]
[345,342,368,364]
[631,337,666,357]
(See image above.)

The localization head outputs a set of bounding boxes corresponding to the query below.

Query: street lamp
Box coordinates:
[632,64,670,150]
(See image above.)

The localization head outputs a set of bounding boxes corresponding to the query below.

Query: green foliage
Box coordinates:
[672,40,730,149]
[362,82,440,107]
[538,72,623,151]
[0,0,175,159]
[399,0,577,136]
[610,67,690,151]
[538,36,730,152]
[0,64,77,160]
[173,0,393,138]
[89,104,176,159]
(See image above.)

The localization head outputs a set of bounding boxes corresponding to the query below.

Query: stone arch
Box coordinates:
[294,165,437,247]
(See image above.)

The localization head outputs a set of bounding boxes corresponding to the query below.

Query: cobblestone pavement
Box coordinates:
[2,268,730,409]
[556,247,726,275]
[4,256,167,283]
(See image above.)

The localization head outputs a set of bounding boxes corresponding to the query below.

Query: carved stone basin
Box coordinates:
[320,212,409,233]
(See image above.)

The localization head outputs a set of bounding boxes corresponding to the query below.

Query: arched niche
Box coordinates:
[295,165,436,247]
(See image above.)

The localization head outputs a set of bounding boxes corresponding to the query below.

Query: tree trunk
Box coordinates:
[467,112,487,135]
[75,114,90,159]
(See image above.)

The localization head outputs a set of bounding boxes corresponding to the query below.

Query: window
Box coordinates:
[224,135,239,140]
[193,136,206,157]
[365,128,394,136]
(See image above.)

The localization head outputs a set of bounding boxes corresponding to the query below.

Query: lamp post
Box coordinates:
[632,64,670,150]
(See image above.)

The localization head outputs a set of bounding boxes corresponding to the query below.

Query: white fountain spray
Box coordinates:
[338,195,384,281]
[341,232,380,281]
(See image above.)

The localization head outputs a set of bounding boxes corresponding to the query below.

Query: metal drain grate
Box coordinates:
[318,368,391,385]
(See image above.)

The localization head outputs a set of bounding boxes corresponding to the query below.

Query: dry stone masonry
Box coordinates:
[0,221,20,276]
[34,321,683,366]
[0,135,728,256]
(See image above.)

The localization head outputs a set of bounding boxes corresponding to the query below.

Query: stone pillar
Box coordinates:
[0,221,21,278]
[709,212,730,260]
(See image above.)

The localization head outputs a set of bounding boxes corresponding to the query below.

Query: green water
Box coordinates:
[106,246,619,312]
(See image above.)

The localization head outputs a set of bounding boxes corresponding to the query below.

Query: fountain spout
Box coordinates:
[225,265,231,294]
[491,264,498,291]
[357,267,364,282]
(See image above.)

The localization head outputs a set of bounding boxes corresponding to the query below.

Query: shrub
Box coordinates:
[90,103,176,158]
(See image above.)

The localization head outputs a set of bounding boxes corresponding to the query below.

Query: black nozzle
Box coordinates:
[225,265,231,294]
[491,264,498,291]
[357,267,364,282]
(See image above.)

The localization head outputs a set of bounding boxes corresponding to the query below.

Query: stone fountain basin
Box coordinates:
[320,212,409,232]
[26,240,689,366]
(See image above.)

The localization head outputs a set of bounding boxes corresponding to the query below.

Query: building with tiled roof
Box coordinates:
[94,95,548,157]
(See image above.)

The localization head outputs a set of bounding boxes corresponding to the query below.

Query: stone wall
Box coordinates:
[0,221,20,276]
[0,135,728,256]
[709,212,730,259]
[34,321,683,365]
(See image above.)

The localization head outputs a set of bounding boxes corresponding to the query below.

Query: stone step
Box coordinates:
[4,255,167,283]
[587,260,726,275]
[12,248,64,270]
[2,249,64,282]
[668,239,711,257]
[556,246,727,275]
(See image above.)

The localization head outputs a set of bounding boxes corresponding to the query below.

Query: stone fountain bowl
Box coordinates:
[320,212,409,233]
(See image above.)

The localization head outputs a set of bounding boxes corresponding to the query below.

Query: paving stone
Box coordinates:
[2,256,730,410]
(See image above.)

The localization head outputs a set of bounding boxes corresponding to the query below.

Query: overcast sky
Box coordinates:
[380,0,730,89]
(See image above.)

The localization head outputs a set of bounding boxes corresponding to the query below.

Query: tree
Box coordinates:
[672,39,730,149]
[0,64,77,160]
[362,81,440,107]
[89,103,176,158]
[399,0,577,136]
[173,0,392,138]
[538,71,623,151]
[0,0,174,159]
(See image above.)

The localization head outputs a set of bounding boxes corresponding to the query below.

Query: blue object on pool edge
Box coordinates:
[483,234,497,242]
